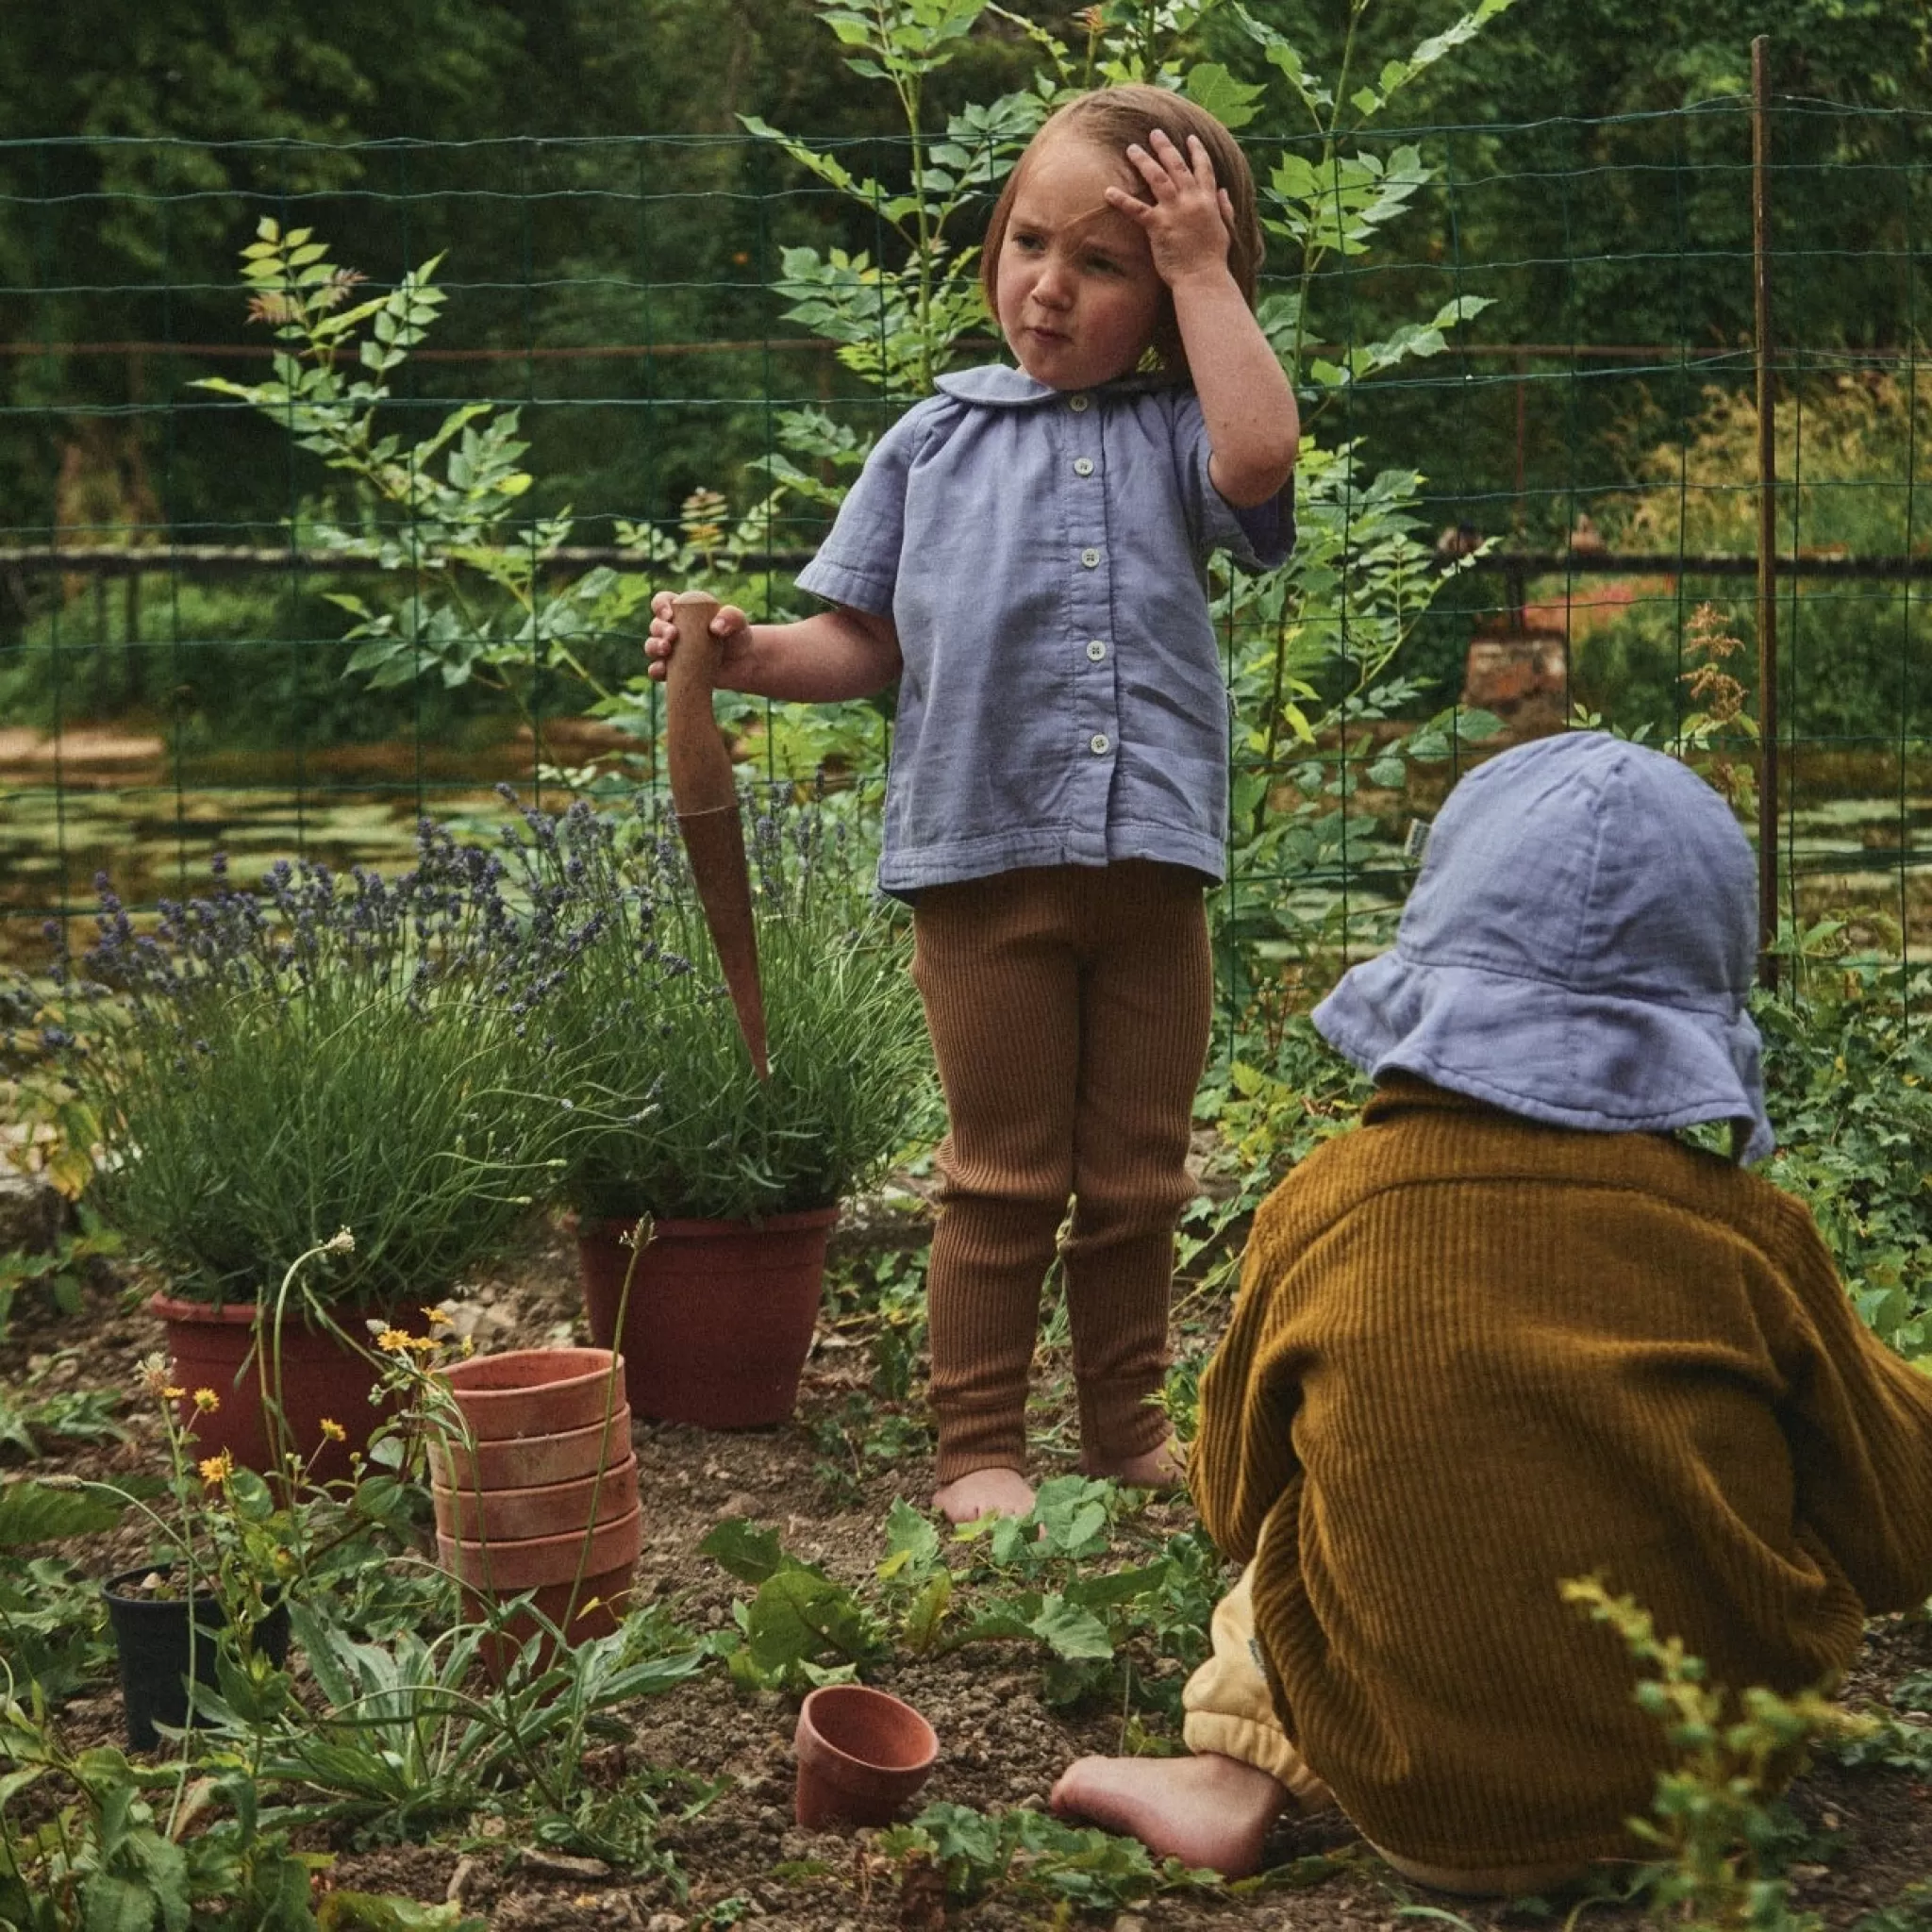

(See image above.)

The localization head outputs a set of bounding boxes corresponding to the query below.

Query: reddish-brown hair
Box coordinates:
[978,84,1266,380]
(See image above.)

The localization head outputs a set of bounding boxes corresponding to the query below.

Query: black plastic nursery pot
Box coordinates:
[102,1565,291,1752]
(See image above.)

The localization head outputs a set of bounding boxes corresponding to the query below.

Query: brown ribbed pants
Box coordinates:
[910,861,1212,1482]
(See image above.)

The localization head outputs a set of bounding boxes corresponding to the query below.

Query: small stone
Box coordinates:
[646,1916,688,1932]
[1114,1918,1149,1932]
[718,1491,760,1520]
[446,1857,482,1903]
[519,1849,613,1882]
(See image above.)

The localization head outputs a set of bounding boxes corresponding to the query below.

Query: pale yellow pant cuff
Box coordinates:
[1179,1555,1335,1813]
[1373,1846,1592,1898]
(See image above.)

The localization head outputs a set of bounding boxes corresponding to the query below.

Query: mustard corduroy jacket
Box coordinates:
[1191,1076,1932,1871]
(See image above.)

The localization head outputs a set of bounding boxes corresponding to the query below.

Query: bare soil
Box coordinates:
[6,1216,1932,1932]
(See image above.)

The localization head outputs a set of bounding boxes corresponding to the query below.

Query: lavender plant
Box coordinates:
[498,786,935,1224]
[58,824,597,1309]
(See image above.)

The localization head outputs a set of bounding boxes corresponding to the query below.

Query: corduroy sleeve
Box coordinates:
[1190,1185,1313,1566]
[1761,1196,1932,1614]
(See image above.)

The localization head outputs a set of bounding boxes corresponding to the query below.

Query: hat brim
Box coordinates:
[1313,949,1774,1164]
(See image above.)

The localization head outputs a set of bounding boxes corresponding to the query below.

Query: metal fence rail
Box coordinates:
[4,84,1930,1004]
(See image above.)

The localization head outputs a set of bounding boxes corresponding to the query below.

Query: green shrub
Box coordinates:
[58,824,586,1308]
[1577,374,1932,741]
[500,783,937,1223]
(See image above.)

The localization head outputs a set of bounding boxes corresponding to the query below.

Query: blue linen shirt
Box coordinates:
[794,365,1293,895]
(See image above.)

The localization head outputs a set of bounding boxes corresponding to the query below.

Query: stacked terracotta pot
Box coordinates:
[430,1346,640,1676]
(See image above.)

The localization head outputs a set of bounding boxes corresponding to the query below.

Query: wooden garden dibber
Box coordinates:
[664,590,770,1080]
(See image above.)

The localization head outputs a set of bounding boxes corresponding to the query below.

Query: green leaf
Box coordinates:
[741,1569,876,1680]
[879,1497,941,1576]
[1182,63,1266,131]
[1028,1597,1113,1661]
[80,1873,158,1932]
[0,1479,129,1545]
[900,1572,953,1653]
[700,1518,786,1585]
[319,1894,487,1931]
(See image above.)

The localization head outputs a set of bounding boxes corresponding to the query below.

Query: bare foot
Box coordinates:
[931,1467,1036,1525]
[1050,1751,1290,1878]
[1083,1433,1187,1491]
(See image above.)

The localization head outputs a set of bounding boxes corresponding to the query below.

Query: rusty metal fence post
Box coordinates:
[1753,33,1782,990]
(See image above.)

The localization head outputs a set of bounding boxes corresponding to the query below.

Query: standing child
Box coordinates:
[648,86,1299,1524]
[1052,732,1932,1890]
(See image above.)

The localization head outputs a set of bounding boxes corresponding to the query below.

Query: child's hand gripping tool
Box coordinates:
[664,591,770,1081]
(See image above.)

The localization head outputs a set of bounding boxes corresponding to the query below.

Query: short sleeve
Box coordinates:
[1171,389,1295,574]
[794,402,939,616]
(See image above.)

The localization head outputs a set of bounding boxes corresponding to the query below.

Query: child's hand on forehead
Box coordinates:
[1106,127,1234,290]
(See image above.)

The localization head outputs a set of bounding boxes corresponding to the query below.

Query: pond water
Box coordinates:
[0,727,589,968]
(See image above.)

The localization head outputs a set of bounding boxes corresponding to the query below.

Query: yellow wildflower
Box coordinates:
[192,1388,221,1413]
[198,1449,234,1485]
[422,1306,453,1327]
[375,1328,414,1355]
[318,1417,347,1443]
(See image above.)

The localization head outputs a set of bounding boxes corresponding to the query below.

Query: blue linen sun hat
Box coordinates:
[1311,730,1774,1162]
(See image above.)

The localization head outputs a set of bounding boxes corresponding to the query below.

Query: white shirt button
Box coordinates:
[1073,457,1094,476]
[1068,393,1091,413]
[1080,548,1101,568]
[1090,733,1110,756]
[1086,640,1108,661]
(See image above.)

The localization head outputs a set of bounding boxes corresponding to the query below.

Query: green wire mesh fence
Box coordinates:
[4,94,1931,1013]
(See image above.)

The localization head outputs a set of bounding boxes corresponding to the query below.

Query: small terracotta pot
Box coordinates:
[457,1559,639,1683]
[578,1208,837,1429]
[436,1346,625,1441]
[432,1451,640,1542]
[439,1505,643,1681]
[793,1683,940,1830]
[152,1293,391,1485]
[427,1404,631,1491]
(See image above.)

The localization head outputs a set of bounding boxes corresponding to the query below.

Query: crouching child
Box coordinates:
[1053,731,1932,1891]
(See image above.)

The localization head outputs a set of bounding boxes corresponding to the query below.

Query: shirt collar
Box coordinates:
[932,363,1181,408]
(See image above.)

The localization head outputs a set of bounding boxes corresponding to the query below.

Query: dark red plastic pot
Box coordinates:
[793,1683,940,1830]
[151,1293,390,1485]
[577,1208,837,1428]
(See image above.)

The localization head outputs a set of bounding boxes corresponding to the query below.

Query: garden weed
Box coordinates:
[706,1480,1224,1715]
[0,1376,128,1462]
[1565,1575,1874,1932]
[1855,1882,1932,1932]
[877,1799,1221,1915]
[0,1209,123,1340]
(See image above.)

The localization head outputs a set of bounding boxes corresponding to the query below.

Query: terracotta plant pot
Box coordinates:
[432,1451,640,1541]
[577,1208,838,1428]
[103,1564,291,1752]
[152,1293,390,1485]
[428,1346,638,1679]
[436,1345,626,1440]
[427,1404,632,1491]
[793,1683,940,1830]
[438,1505,643,1679]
